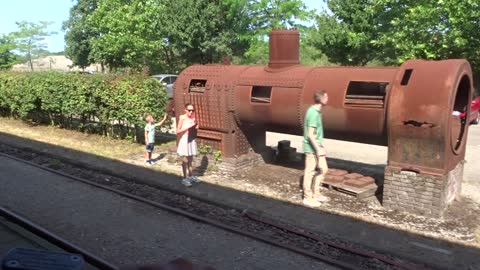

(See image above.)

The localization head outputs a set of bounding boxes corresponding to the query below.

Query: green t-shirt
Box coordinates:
[145,123,156,144]
[303,105,323,154]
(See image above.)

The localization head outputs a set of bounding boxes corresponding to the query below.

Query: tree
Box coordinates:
[249,0,311,29]
[310,0,377,66]
[371,1,480,71]
[62,0,321,72]
[161,0,253,67]
[299,27,331,66]
[87,0,168,72]
[368,0,480,88]
[63,0,99,70]
[313,0,480,85]
[11,21,57,71]
[86,0,255,73]
[0,35,17,70]
[161,0,316,67]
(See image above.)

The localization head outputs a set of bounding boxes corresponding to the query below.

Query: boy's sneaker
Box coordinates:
[145,160,153,166]
[188,176,201,183]
[303,198,322,208]
[181,178,192,187]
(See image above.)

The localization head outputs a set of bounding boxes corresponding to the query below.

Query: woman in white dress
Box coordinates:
[176,103,199,186]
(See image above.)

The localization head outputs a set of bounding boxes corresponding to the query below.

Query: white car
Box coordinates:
[151,74,177,99]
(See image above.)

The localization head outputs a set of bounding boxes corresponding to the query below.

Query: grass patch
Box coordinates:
[0,117,174,160]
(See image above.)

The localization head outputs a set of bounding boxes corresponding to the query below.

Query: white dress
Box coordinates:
[177,117,198,156]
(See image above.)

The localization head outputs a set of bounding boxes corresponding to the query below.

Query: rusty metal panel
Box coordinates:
[301,67,398,143]
[234,85,302,127]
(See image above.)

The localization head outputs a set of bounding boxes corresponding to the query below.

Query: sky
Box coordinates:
[0,0,325,53]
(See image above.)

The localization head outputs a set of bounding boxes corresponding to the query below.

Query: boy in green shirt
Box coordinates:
[303,91,330,207]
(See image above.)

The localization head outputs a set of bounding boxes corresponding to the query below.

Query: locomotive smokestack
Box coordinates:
[268,29,300,70]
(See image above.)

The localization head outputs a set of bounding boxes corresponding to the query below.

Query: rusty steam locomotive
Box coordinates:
[172,29,474,216]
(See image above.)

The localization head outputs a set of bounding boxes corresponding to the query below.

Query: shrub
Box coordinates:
[0,71,168,142]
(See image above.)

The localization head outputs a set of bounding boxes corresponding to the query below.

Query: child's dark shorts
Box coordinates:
[146,143,155,152]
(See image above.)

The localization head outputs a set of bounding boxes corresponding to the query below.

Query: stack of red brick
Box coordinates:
[324,169,375,188]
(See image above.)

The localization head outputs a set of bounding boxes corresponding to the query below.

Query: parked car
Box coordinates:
[151,74,177,99]
[470,97,480,125]
[459,96,480,125]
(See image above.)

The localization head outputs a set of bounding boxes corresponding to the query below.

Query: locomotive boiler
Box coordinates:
[173,29,474,216]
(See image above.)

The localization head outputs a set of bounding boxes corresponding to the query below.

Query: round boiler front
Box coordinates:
[387,59,473,173]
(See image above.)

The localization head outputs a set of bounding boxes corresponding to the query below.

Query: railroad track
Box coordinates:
[0,207,117,270]
[0,143,433,270]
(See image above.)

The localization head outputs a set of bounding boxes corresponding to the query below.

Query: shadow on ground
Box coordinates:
[0,131,479,270]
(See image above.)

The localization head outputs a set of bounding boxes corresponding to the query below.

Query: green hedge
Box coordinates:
[0,71,168,142]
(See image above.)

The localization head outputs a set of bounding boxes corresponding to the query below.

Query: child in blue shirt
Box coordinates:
[145,113,167,165]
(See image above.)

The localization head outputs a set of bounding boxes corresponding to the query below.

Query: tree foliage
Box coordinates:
[63,0,99,69]
[0,35,17,70]
[161,0,251,67]
[371,0,480,73]
[61,0,318,72]
[310,0,377,66]
[87,0,167,72]
[313,0,480,81]
[11,21,57,71]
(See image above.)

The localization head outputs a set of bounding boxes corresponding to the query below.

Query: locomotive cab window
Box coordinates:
[344,81,388,108]
[251,86,272,103]
[189,79,207,93]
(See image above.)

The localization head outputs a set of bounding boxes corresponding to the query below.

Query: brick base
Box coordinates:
[383,162,464,217]
[216,152,265,173]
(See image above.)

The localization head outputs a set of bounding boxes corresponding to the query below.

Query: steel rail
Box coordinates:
[0,206,118,270]
[244,211,432,270]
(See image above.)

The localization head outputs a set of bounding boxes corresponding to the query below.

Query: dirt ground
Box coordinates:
[1,117,479,247]
[142,150,480,247]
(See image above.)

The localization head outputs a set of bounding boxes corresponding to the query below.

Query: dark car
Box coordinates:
[151,74,177,99]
